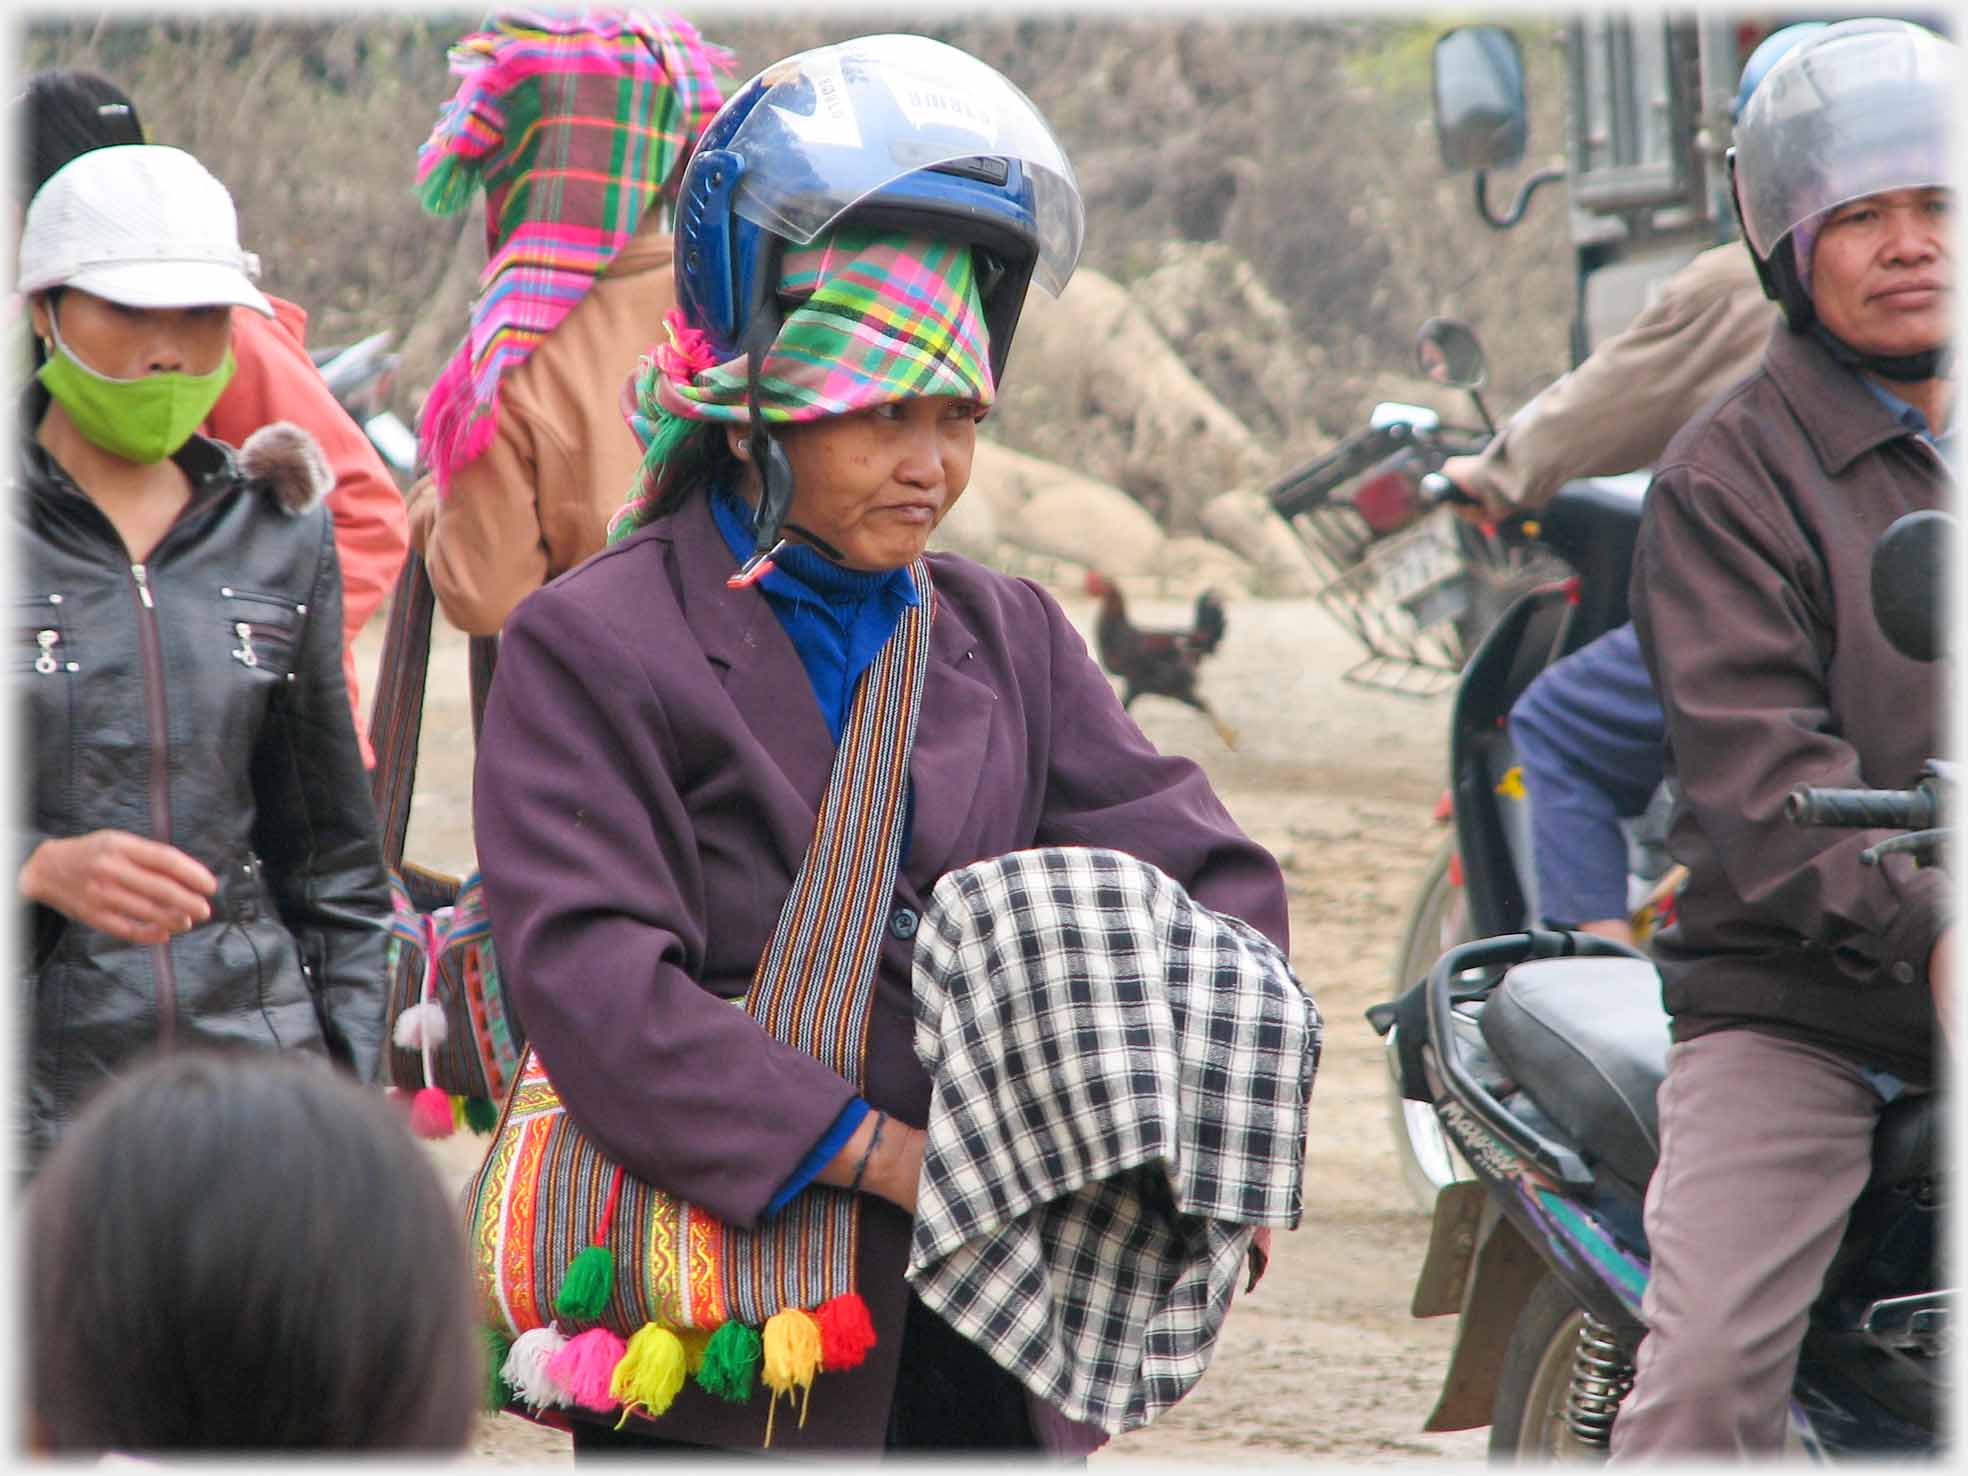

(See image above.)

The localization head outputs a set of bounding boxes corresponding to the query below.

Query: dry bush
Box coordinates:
[21,14,477,377]
[20,11,1577,481]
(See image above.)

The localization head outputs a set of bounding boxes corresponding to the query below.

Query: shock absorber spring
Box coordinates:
[1565,1313,1636,1447]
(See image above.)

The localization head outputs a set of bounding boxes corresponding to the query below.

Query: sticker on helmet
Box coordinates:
[768,56,862,151]
[885,67,1002,144]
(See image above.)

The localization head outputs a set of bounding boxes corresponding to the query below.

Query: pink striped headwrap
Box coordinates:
[413,8,730,496]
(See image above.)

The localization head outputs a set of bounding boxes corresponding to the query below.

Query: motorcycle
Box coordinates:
[1384,511,1952,1459]
[313,329,419,486]
[1363,322,1665,1209]
[1264,318,1566,696]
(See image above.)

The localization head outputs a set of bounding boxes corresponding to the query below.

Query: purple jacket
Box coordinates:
[473,490,1288,1449]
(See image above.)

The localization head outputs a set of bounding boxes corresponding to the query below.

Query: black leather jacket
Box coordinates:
[16,403,390,1163]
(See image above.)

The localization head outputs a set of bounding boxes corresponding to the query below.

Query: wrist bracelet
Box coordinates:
[848,1111,887,1196]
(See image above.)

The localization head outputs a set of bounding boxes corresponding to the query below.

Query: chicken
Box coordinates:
[1083,570,1236,748]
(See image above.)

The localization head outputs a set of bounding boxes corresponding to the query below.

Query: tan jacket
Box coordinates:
[1463,243,1778,511]
[407,221,676,634]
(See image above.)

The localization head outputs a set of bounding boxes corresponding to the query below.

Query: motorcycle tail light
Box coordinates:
[1350,458,1422,534]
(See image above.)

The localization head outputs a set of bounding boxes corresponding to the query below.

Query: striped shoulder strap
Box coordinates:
[725,557,935,1322]
[742,557,934,1076]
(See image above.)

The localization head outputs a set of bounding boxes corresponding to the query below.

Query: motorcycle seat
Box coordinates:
[1479,956,1669,1196]
[1872,1091,1939,1190]
[1539,475,1648,632]
[1545,473,1646,538]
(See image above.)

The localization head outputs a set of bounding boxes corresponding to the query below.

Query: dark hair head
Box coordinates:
[649,417,739,527]
[25,1049,482,1453]
[16,69,147,203]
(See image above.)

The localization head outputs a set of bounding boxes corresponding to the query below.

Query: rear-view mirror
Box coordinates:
[1871,510,1953,663]
[1416,318,1488,390]
[1432,26,1529,173]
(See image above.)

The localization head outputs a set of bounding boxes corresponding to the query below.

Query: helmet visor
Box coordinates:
[1735,20,1956,257]
[715,34,1085,297]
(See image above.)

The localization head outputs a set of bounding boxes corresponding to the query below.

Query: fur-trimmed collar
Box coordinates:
[237,421,333,515]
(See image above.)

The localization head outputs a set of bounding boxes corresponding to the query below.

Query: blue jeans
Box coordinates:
[1508,622,1665,927]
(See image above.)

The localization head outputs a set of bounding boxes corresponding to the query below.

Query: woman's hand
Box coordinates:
[19,831,217,945]
[1245,1227,1274,1292]
[817,1109,927,1216]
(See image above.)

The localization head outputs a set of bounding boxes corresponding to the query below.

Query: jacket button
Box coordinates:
[1892,960,1917,985]
[889,907,919,941]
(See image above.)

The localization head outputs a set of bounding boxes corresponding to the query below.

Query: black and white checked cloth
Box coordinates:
[906,846,1321,1435]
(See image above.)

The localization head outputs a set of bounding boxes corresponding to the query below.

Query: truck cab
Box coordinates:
[1432,14,1761,362]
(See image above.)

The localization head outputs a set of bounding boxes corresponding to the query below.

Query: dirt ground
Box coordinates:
[361,584,1491,1466]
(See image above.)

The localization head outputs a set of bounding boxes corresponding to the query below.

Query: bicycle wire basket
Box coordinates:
[1281,501,1473,696]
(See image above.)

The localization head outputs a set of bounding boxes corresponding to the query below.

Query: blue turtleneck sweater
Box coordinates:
[711,485,919,740]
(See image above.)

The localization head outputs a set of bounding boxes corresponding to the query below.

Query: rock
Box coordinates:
[1131,240,1328,460]
[1007,479,1167,576]
[1198,488,1324,596]
[1150,535,1258,598]
[996,267,1273,533]
[929,479,1000,561]
[966,437,1067,521]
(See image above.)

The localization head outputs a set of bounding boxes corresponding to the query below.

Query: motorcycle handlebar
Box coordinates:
[1784,785,1935,831]
[1265,422,1489,520]
[1265,424,1399,518]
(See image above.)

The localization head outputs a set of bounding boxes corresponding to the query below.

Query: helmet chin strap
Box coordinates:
[727,344,844,589]
[1803,320,1953,383]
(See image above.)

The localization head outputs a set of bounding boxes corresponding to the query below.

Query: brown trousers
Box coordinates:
[1609,1029,1895,1459]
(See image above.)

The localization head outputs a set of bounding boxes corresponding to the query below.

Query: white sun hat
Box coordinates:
[16,143,274,317]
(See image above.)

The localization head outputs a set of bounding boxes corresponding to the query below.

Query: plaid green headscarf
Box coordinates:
[609,228,994,542]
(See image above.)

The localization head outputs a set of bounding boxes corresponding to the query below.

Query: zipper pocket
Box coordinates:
[222,586,308,618]
[229,618,298,672]
[16,594,75,676]
[221,588,305,675]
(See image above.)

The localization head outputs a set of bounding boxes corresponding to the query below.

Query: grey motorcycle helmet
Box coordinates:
[1727,18,1956,376]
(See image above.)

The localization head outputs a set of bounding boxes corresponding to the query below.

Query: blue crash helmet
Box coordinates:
[1730,21,1826,122]
[673,33,1085,385]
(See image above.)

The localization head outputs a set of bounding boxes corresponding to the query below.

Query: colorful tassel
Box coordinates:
[450,1094,469,1132]
[463,1096,500,1134]
[502,1325,572,1412]
[760,1308,824,1442]
[814,1293,877,1371]
[609,1323,688,1425]
[547,1326,627,1413]
[392,999,448,1050]
[555,1163,626,1318]
[414,149,481,217]
[483,1327,514,1411]
[674,1324,713,1375]
[555,1244,617,1320]
[695,1320,761,1404]
[407,1085,455,1139]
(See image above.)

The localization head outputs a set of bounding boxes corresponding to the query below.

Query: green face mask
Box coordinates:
[36,315,236,465]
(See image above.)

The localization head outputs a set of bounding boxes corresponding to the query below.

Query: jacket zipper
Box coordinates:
[131,562,179,1050]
